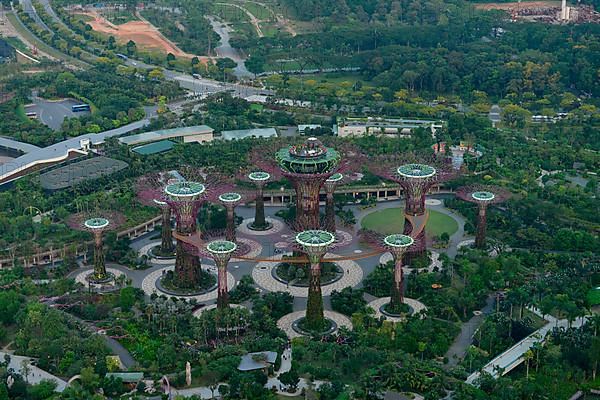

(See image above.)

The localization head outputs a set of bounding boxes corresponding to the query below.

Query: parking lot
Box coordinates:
[25,97,90,130]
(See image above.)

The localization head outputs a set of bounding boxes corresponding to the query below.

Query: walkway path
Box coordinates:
[0,351,68,391]
[444,295,494,368]
[466,307,588,384]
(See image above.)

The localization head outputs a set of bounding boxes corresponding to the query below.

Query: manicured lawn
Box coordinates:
[361,208,458,237]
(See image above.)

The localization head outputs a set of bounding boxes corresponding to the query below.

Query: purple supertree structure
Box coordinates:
[362,230,414,313]
[67,210,125,283]
[370,155,457,261]
[154,170,231,289]
[244,171,273,230]
[136,173,176,256]
[455,185,511,249]
[253,138,353,230]
[217,191,253,242]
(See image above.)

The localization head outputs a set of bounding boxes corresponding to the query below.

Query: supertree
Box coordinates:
[217,192,245,242]
[362,230,414,313]
[156,171,230,289]
[136,174,175,256]
[455,185,511,249]
[323,173,344,233]
[293,229,336,331]
[246,171,272,230]
[370,155,457,261]
[67,210,125,283]
[205,240,237,309]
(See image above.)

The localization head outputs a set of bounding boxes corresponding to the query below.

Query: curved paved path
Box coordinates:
[252,253,363,297]
[367,296,428,322]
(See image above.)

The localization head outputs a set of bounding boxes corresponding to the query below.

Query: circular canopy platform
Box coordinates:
[326,173,344,183]
[207,240,237,255]
[384,234,414,248]
[219,192,242,203]
[84,217,109,230]
[472,191,496,202]
[397,163,436,179]
[248,171,271,181]
[295,230,336,248]
[164,181,205,198]
[276,138,341,174]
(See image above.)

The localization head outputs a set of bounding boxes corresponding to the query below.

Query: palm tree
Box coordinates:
[523,349,534,379]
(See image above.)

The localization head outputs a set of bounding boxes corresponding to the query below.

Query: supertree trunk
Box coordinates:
[295,180,322,230]
[253,185,266,228]
[160,207,174,254]
[390,257,404,310]
[217,264,229,309]
[93,231,106,280]
[324,191,336,233]
[475,204,488,249]
[305,261,325,331]
[225,206,236,242]
[174,242,201,288]
[402,216,426,263]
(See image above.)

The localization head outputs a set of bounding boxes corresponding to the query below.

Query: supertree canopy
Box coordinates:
[362,230,414,313]
[370,155,457,260]
[275,138,342,229]
[294,229,336,331]
[456,185,511,249]
[68,210,125,283]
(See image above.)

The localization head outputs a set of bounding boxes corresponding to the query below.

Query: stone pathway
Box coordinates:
[141,266,235,302]
[367,297,428,322]
[252,253,363,297]
[237,217,285,236]
[277,310,353,339]
[0,351,68,392]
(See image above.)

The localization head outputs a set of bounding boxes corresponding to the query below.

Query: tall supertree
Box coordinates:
[456,185,511,249]
[137,174,175,256]
[362,230,414,313]
[323,173,344,233]
[294,229,336,331]
[205,240,237,309]
[217,191,249,242]
[370,155,457,261]
[68,211,125,283]
[246,171,271,230]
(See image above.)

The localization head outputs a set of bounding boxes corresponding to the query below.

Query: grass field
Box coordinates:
[587,288,600,306]
[361,208,458,237]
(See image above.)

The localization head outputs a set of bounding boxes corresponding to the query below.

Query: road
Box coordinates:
[19,0,52,33]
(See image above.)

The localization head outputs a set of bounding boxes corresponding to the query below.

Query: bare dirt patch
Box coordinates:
[474,1,560,10]
[76,10,204,59]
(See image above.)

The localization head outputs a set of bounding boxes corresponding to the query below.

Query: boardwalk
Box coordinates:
[466,308,588,384]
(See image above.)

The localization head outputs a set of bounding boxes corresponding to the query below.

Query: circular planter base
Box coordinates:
[155,273,217,297]
[148,245,176,259]
[272,263,343,287]
[379,302,414,318]
[247,221,273,231]
[86,271,115,285]
[292,317,337,337]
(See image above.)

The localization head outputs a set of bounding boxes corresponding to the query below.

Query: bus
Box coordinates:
[72,104,91,112]
[25,112,37,119]
[116,53,128,60]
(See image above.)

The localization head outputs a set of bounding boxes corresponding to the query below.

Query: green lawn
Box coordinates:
[361,208,458,237]
[587,287,600,306]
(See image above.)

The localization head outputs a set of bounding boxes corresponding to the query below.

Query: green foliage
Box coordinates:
[331,287,367,316]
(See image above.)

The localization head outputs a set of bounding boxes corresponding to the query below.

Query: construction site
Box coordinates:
[476,0,600,23]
